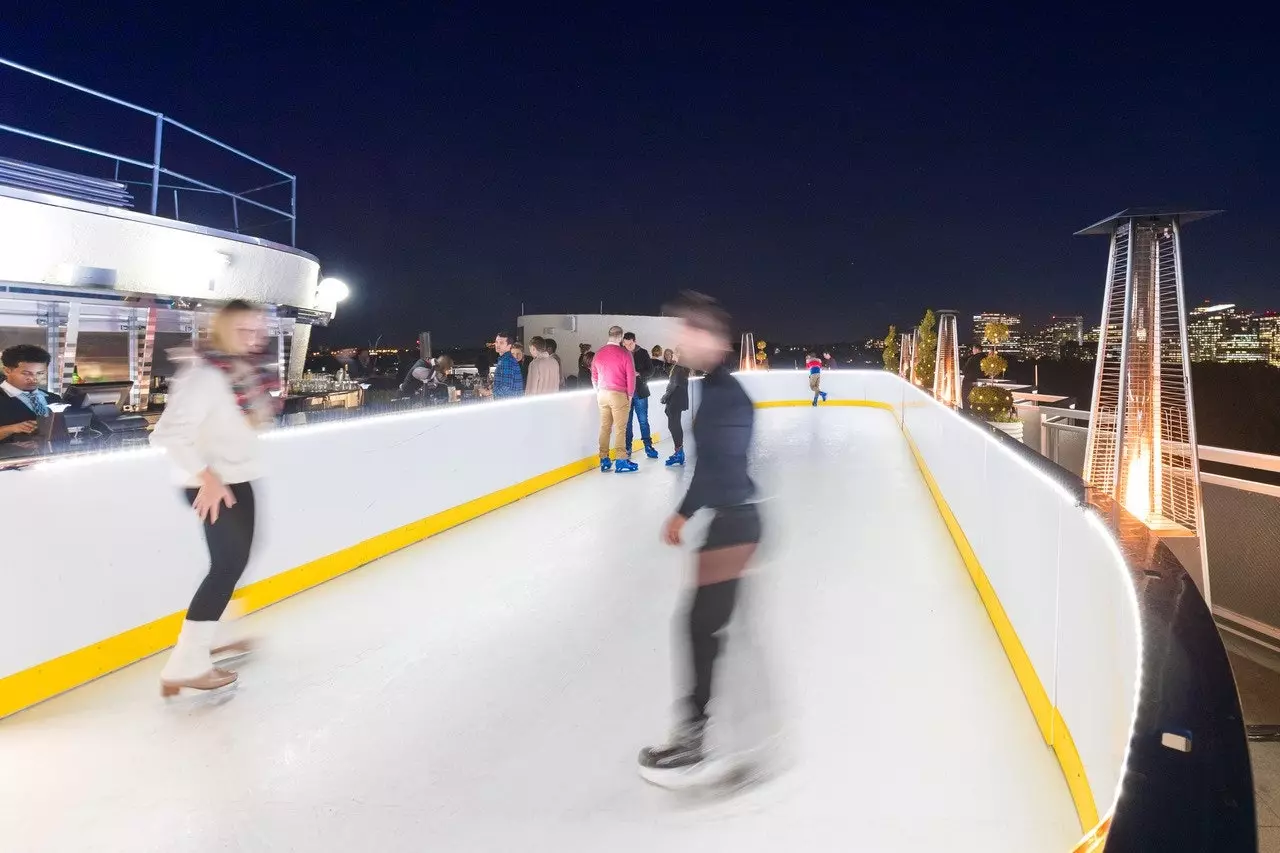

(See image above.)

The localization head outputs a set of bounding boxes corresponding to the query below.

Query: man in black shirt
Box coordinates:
[622,332,659,460]
[639,292,766,789]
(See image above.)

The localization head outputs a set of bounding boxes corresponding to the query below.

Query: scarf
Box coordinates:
[200,348,280,423]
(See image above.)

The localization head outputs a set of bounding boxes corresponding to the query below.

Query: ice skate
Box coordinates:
[644,445,660,459]
[820,391,828,402]
[600,457,613,473]
[665,448,685,467]
[638,718,722,789]
[160,667,238,698]
[211,637,256,669]
[615,458,639,473]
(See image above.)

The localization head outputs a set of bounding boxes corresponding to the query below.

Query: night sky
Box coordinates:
[3,7,1275,346]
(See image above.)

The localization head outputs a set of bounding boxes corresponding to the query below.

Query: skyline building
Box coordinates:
[971,311,1023,355]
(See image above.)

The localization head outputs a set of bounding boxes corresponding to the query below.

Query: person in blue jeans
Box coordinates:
[623,332,660,459]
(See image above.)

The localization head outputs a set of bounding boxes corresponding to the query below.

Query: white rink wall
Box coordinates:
[739,369,1138,820]
[0,381,670,687]
[2,367,1138,825]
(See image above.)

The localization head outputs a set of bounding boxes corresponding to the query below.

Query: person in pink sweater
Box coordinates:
[591,325,638,473]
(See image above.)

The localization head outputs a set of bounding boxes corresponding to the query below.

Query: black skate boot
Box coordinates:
[638,718,712,788]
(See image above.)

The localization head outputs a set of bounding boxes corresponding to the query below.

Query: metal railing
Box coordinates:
[1020,401,1280,651]
[0,55,297,244]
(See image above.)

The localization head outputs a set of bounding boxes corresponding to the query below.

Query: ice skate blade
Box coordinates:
[639,759,729,791]
[211,649,254,670]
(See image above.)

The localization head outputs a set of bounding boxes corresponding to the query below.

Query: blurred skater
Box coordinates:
[805,352,828,406]
[661,349,690,467]
[640,292,765,787]
[150,300,277,697]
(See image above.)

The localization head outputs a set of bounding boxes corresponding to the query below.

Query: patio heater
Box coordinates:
[739,332,756,371]
[1078,208,1218,598]
[899,331,914,382]
[933,310,961,407]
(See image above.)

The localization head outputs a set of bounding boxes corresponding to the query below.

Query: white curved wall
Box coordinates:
[0,188,321,311]
[737,370,1139,824]
[0,369,1138,830]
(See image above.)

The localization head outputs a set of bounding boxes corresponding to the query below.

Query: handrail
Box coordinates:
[0,56,158,116]
[0,54,297,244]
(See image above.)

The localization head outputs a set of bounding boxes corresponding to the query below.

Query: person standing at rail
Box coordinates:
[640,292,764,787]
[662,349,690,467]
[591,326,637,473]
[150,300,278,697]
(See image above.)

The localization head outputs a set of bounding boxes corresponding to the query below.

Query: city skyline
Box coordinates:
[6,9,1280,345]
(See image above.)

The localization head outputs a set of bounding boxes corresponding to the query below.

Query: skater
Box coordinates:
[622,332,660,460]
[591,326,638,472]
[805,352,828,406]
[661,349,690,467]
[150,300,277,697]
[640,292,761,787]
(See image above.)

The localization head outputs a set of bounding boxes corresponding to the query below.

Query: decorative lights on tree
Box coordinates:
[914,309,937,388]
[882,325,898,371]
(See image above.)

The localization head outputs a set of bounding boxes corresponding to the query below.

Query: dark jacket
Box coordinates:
[677,366,755,517]
[662,365,690,413]
[0,387,64,441]
[631,347,653,399]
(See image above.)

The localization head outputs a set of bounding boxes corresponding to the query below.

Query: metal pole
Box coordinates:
[173,189,179,221]
[290,178,297,246]
[1172,218,1212,607]
[232,196,239,232]
[1111,219,1137,501]
[151,114,163,216]
[1084,228,1120,488]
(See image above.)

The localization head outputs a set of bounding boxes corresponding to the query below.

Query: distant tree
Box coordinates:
[882,325,898,371]
[915,310,938,388]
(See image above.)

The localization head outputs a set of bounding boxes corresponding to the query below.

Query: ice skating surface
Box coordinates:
[0,408,1082,853]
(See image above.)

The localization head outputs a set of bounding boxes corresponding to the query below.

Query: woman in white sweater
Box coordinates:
[150,300,278,696]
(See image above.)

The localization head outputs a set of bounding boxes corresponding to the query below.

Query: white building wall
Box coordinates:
[517,313,684,378]
[0,187,326,314]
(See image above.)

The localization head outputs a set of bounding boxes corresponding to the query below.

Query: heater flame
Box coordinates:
[1123,445,1152,523]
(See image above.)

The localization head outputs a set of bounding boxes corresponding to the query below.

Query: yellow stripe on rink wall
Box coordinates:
[0,435,657,720]
[754,399,1100,832]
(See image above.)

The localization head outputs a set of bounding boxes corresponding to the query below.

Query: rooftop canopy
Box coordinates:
[1075,207,1222,236]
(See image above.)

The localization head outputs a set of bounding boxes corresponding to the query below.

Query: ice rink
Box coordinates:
[0,407,1081,852]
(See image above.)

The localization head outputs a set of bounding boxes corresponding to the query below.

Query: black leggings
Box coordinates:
[183,481,257,622]
[667,406,685,449]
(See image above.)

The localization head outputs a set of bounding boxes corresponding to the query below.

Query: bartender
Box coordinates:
[0,344,63,454]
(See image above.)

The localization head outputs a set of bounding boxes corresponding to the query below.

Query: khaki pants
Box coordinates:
[808,374,821,393]
[597,390,631,459]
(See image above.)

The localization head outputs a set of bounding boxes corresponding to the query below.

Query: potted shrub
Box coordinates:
[970,321,1023,440]
[967,384,1023,440]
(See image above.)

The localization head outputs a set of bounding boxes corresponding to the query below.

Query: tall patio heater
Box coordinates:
[933,310,962,408]
[739,332,756,372]
[1078,208,1218,598]
[899,331,914,382]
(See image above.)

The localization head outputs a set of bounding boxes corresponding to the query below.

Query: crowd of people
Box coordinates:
[144,292,773,791]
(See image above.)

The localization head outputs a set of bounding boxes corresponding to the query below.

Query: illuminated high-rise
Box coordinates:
[971,312,1022,355]
[1259,313,1280,367]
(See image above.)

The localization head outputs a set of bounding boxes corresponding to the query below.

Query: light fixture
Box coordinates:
[318,277,350,303]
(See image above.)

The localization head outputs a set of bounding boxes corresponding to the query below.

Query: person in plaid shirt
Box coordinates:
[490,332,525,399]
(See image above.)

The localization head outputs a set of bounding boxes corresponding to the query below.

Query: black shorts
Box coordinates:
[701,503,762,551]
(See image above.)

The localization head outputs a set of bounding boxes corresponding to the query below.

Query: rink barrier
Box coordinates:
[0,428,657,720]
[750,395,1097,830]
